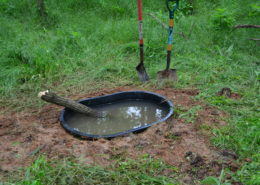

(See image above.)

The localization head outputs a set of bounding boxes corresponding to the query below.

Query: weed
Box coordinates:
[235,154,260,185]
[179,105,202,123]
[199,124,213,131]
[172,104,186,118]
[212,8,235,30]
[202,169,231,185]
[249,3,260,17]
[165,133,180,140]
[178,0,194,16]
[11,141,21,146]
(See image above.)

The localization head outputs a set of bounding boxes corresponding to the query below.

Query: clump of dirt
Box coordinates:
[217,87,241,99]
[0,87,239,183]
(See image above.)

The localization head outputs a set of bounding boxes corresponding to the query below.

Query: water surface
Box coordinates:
[66,100,168,135]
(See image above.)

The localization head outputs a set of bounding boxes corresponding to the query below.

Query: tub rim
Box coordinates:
[60,91,174,138]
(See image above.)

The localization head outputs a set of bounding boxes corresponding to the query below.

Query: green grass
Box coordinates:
[3,155,178,185]
[178,105,202,124]
[0,0,259,184]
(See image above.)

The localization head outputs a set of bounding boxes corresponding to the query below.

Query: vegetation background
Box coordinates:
[0,0,259,184]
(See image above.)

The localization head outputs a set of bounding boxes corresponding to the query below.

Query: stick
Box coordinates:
[234,24,260,29]
[148,12,187,38]
[248,38,260,41]
[148,12,168,29]
[38,90,106,118]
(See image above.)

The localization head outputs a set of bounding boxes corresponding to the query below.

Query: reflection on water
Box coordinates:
[126,107,141,118]
[66,100,168,135]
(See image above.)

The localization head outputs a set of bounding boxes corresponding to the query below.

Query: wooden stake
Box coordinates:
[38,90,106,118]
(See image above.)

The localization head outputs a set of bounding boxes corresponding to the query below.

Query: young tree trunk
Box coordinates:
[38,90,106,118]
[37,0,47,17]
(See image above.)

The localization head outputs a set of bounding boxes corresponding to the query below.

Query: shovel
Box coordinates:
[136,0,149,82]
[157,0,179,81]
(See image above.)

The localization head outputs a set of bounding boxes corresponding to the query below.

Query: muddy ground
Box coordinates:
[0,87,240,183]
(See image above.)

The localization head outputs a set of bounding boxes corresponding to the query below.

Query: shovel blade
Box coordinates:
[136,63,149,82]
[157,69,177,81]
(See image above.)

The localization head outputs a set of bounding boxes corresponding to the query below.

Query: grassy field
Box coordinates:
[0,0,259,184]
[4,155,180,185]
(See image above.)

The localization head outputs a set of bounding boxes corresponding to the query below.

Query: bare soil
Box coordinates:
[0,87,240,183]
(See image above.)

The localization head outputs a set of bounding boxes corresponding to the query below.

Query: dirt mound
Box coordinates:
[0,87,239,182]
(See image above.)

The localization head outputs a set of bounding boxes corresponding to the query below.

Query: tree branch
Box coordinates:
[148,12,168,29]
[234,24,260,29]
[248,38,260,41]
[148,12,187,38]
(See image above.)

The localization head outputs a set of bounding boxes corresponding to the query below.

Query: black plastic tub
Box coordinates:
[60,91,174,139]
